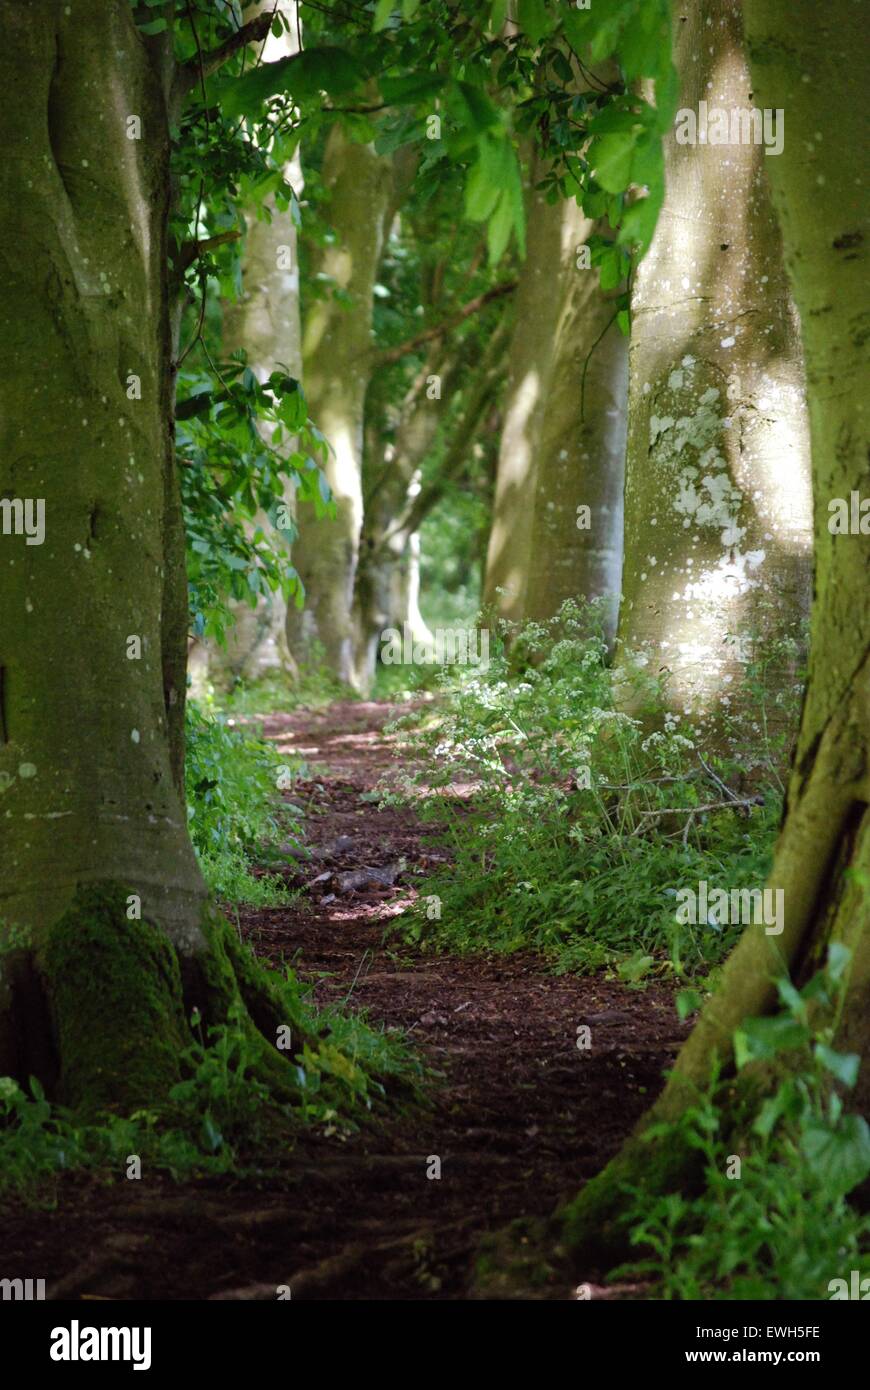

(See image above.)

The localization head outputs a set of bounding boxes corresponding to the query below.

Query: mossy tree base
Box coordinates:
[0,882,318,1116]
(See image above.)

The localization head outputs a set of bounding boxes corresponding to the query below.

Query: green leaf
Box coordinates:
[618,952,654,985]
[598,245,625,291]
[518,0,550,45]
[775,975,806,1018]
[373,0,393,32]
[402,0,421,17]
[489,0,509,33]
[616,186,663,255]
[676,988,702,1021]
[826,942,852,982]
[753,1091,788,1139]
[734,1014,808,1069]
[380,72,446,105]
[815,1044,860,1088]
[454,81,500,134]
[589,0,635,62]
[221,47,364,119]
[628,131,664,198]
[138,16,168,34]
[591,130,638,194]
[801,1115,870,1196]
[487,194,514,266]
[466,161,501,222]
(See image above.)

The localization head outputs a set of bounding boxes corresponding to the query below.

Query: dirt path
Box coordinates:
[1,701,689,1300]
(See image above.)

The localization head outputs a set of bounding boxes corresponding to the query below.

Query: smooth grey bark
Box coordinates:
[562,0,870,1264]
[615,0,812,750]
[482,148,572,627]
[522,228,627,650]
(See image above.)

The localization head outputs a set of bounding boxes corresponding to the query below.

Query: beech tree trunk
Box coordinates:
[353,315,509,690]
[561,0,870,1265]
[522,230,627,650]
[284,125,393,688]
[207,2,304,690]
[482,149,572,627]
[615,0,812,749]
[0,2,313,1113]
[351,351,446,692]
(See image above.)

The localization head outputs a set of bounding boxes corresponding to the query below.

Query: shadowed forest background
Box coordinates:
[0,0,868,1306]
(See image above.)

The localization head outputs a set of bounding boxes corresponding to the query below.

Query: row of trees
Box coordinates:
[213,0,815,758]
[0,0,866,1274]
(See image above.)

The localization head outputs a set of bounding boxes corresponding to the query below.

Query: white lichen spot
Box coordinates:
[131,729,140,744]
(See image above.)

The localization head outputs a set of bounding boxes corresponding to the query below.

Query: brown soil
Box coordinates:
[0,700,689,1301]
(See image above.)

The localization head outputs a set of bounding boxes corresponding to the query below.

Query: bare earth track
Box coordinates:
[1,701,688,1300]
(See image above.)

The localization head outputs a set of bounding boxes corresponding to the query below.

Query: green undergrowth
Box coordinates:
[610,947,870,1299]
[185,697,303,904]
[220,658,352,717]
[381,600,801,984]
[0,965,424,1207]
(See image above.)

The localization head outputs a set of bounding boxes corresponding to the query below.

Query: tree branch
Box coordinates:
[176,10,277,96]
[374,317,511,552]
[373,281,518,367]
[177,229,243,275]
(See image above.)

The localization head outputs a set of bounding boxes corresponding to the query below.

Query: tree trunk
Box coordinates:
[0,3,313,1113]
[482,150,572,627]
[352,316,509,690]
[351,347,451,692]
[522,233,627,651]
[208,2,304,690]
[615,0,812,751]
[560,0,870,1265]
[284,125,393,688]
